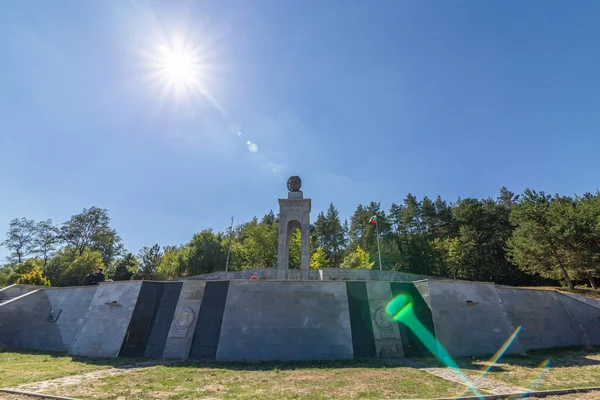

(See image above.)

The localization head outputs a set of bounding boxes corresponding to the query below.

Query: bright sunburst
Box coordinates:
[159,44,195,83]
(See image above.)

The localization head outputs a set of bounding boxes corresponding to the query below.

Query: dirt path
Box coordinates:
[385,358,528,396]
[2,360,173,394]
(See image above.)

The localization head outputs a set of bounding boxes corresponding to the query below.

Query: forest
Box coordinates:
[1,187,599,290]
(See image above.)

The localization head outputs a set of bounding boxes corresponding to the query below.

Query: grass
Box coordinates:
[457,348,600,391]
[24,358,469,400]
[0,350,142,388]
[3,349,600,399]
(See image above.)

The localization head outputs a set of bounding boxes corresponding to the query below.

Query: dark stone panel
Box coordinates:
[345,281,376,358]
[119,282,163,358]
[144,282,183,358]
[389,282,436,358]
[189,281,229,360]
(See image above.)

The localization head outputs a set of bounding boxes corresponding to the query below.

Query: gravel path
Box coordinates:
[2,360,173,394]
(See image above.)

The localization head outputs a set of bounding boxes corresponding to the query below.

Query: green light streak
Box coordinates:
[386,294,485,399]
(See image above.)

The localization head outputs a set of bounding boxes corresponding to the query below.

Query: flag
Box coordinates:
[368,216,377,224]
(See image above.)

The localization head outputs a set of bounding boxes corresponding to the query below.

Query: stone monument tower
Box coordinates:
[277,176,311,280]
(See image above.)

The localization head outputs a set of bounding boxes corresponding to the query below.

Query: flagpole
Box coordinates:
[225,215,234,272]
[375,220,382,271]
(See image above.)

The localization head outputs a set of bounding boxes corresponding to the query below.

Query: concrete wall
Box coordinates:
[365,282,404,357]
[561,292,600,310]
[70,282,142,357]
[0,290,64,352]
[215,281,354,361]
[0,284,41,303]
[185,268,431,282]
[497,287,581,351]
[428,281,525,357]
[162,280,207,359]
[45,287,98,351]
[558,293,600,346]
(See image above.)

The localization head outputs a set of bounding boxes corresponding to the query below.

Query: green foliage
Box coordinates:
[507,190,600,289]
[16,270,50,286]
[156,246,183,280]
[313,204,346,268]
[137,244,163,280]
[3,189,600,288]
[0,265,10,287]
[45,248,105,287]
[60,207,122,267]
[341,245,374,269]
[182,230,225,276]
[33,220,60,267]
[112,253,137,281]
[7,258,44,285]
[1,218,37,263]
[310,247,330,270]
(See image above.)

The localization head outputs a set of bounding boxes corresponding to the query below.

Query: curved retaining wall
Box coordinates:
[185,268,431,282]
[1,281,599,361]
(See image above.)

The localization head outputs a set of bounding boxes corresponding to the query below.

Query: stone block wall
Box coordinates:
[70,282,143,357]
[427,281,526,357]
[183,268,431,282]
[0,284,40,303]
[0,290,64,351]
[45,287,98,351]
[365,282,404,357]
[497,287,581,351]
[215,281,354,362]
[162,280,206,359]
[558,294,600,346]
[4,279,600,361]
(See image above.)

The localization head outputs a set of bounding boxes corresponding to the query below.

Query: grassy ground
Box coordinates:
[0,351,140,388]
[457,348,600,391]
[3,356,469,400]
[42,359,470,400]
[3,349,600,399]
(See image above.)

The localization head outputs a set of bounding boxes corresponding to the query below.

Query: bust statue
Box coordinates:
[287,176,302,192]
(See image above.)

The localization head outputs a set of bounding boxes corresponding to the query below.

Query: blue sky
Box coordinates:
[1,0,599,259]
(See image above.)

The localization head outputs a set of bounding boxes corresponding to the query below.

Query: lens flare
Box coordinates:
[386,294,554,400]
[386,294,485,398]
[248,142,259,153]
[509,359,552,399]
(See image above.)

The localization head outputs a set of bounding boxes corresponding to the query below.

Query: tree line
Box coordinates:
[1,187,599,289]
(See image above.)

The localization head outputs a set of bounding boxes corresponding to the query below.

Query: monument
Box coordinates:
[1,177,600,362]
[277,176,311,280]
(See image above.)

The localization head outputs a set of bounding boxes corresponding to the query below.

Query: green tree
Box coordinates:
[239,220,277,269]
[182,230,226,275]
[65,249,105,286]
[310,247,330,270]
[112,253,137,281]
[156,246,183,280]
[137,244,163,280]
[288,229,302,269]
[341,245,374,269]
[8,258,44,285]
[33,219,60,268]
[61,207,123,266]
[16,270,51,286]
[1,218,37,263]
[507,190,575,289]
[0,265,10,287]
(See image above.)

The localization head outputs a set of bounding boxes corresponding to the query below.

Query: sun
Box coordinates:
[159,44,196,83]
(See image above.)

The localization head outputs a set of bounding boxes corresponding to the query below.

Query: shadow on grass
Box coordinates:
[452,346,600,372]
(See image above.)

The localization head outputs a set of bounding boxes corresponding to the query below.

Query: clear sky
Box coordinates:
[1,0,599,259]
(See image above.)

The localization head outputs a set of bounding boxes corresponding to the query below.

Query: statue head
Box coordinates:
[287,176,302,192]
